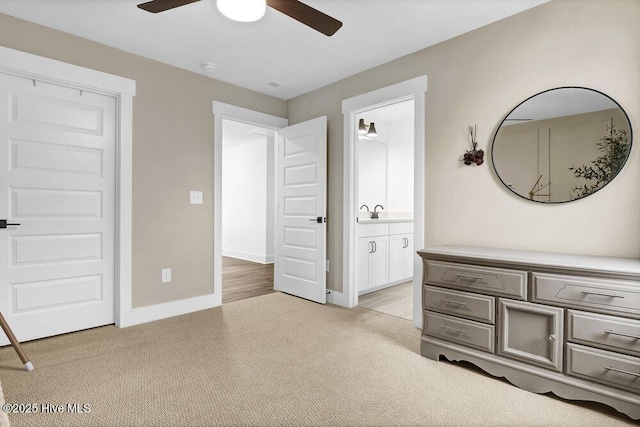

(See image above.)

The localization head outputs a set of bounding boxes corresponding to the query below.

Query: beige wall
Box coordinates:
[0,13,286,308]
[3,0,639,302]
[287,0,640,293]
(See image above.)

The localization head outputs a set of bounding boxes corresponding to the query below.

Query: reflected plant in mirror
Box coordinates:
[569,126,630,200]
[491,87,632,203]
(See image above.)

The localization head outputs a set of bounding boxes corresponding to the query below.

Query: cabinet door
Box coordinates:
[370,236,389,287]
[389,234,406,282]
[498,299,564,372]
[390,234,414,282]
[357,238,373,293]
[402,234,414,279]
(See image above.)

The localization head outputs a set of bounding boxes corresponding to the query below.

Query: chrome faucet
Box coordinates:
[371,204,384,219]
[359,204,369,212]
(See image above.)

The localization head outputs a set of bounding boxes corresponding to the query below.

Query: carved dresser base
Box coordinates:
[422,336,640,420]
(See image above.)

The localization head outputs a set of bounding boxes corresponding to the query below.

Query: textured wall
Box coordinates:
[287,0,640,293]
[0,13,286,307]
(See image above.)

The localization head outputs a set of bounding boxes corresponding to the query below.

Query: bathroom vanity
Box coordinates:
[357,219,413,294]
[419,245,640,420]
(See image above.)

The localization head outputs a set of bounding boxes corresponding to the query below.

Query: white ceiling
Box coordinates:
[362,99,415,124]
[222,119,273,149]
[0,0,549,100]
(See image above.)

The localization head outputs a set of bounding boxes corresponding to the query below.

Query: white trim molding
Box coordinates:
[341,76,428,329]
[222,249,274,265]
[127,294,217,326]
[0,47,137,329]
[212,101,287,305]
[327,289,349,307]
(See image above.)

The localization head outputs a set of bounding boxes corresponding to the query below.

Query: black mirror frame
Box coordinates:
[491,86,633,204]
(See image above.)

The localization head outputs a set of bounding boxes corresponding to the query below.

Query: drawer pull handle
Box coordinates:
[548,334,557,341]
[604,329,640,340]
[441,325,466,334]
[455,274,483,281]
[603,366,640,377]
[580,290,625,298]
[442,299,468,307]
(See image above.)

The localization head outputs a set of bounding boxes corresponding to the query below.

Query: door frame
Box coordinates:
[0,47,136,327]
[341,76,428,328]
[212,102,288,304]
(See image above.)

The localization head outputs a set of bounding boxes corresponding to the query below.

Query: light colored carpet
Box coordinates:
[0,381,8,427]
[0,292,635,427]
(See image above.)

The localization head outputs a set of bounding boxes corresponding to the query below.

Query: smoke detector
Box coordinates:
[201,62,217,74]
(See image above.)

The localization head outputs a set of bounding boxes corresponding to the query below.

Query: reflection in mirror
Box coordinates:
[359,139,387,209]
[492,87,632,203]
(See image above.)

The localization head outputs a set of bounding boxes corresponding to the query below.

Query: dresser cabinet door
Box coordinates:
[498,299,564,372]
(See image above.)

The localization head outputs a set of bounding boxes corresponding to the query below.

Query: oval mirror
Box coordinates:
[492,87,632,203]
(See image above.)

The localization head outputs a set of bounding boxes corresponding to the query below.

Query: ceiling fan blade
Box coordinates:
[137,0,201,13]
[266,0,342,36]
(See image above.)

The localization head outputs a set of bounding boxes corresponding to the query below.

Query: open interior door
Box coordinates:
[275,116,327,303]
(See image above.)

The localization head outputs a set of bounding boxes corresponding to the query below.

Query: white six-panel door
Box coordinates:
[276,117,327,304]
[0,73,116,344]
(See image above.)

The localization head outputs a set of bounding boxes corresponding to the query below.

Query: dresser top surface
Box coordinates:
[419,245,640,276]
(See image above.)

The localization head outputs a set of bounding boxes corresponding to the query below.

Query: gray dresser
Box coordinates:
[419,245,640,420]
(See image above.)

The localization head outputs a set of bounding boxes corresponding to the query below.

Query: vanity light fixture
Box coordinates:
[217,0,266,22]
[358,119,378,137]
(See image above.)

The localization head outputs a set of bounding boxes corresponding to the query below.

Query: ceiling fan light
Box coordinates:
[367,122,377,137]
[358,118,367,135]
[217,0,266,22]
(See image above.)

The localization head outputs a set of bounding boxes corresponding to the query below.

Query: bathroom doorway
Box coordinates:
[355,101,415,320]
[221,119,275,303]
[340,75,427,328]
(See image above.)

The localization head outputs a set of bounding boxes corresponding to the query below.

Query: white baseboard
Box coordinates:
[327,289,350,307]
[222,248,273,264]
[126,293,219,327]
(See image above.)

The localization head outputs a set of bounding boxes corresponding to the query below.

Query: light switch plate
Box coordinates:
[190,191,203,205]
[161,268,172,283]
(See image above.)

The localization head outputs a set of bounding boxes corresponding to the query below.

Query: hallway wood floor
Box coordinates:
[222,257,275,303]
[358,281,413,320]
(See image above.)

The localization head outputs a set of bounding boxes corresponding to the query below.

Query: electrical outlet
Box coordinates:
[161,268,172,284]
[190,191,203,205]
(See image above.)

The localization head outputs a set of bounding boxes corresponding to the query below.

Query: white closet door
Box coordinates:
[0,74,116,344]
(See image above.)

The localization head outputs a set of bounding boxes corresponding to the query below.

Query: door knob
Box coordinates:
[0,220,20,229]
[548,334,557,341]
[308,217,326,223]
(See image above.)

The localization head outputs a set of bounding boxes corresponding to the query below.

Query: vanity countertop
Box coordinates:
[358,218,413,224]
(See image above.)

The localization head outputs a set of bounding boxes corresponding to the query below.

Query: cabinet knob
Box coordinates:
[548,334,557,341]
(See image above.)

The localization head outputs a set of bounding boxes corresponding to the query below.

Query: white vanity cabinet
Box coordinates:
[357,235,389,293]
[419,245,640,420]
[357,221,413,294]
[389,222,414,283]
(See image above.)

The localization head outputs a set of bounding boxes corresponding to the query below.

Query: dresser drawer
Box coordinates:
[424,285,495,324]
[568,310,640,357]
[425,261,527,299]
[532,273,640,319]
[567,343,640,394]
[425,311,495,353]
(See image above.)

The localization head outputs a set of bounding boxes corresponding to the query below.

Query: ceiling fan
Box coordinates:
[137,0,343,36]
